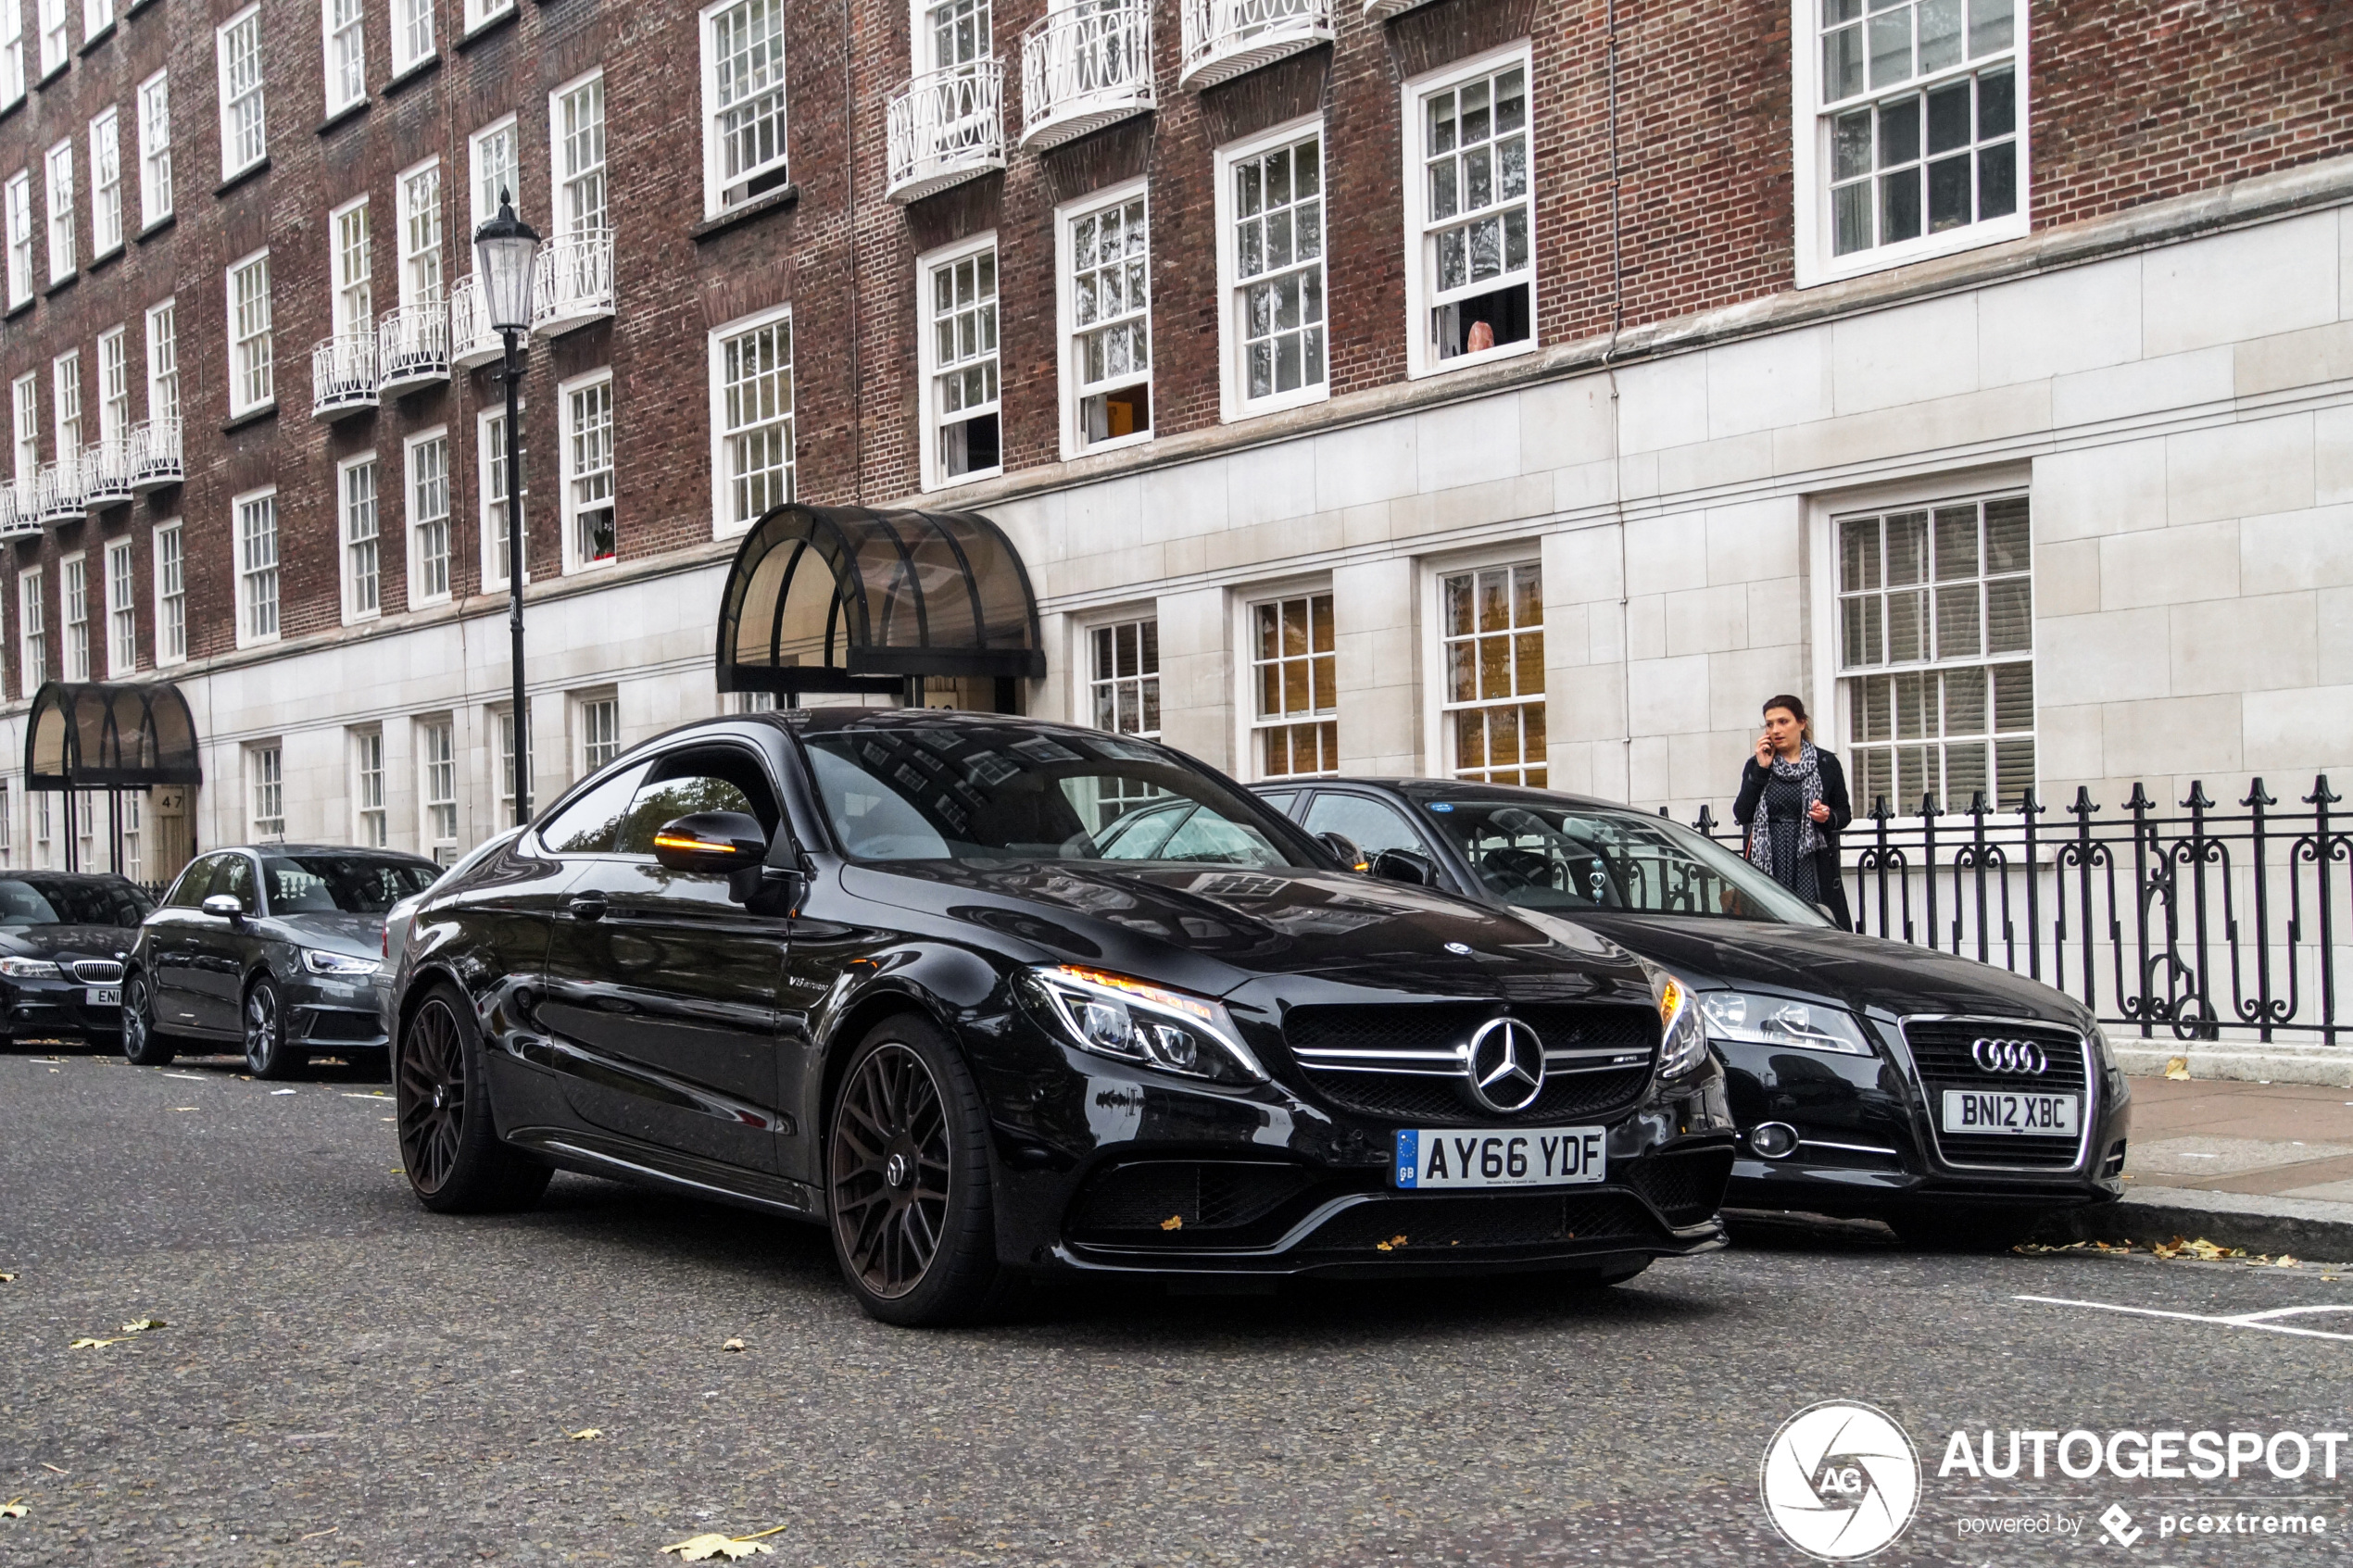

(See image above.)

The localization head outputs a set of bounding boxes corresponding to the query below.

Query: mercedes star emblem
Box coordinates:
[1463,1016,1546,1114]
[1970,1036,2049,1074]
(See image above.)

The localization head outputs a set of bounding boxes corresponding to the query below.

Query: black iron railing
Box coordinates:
[1692,776,2352,1047]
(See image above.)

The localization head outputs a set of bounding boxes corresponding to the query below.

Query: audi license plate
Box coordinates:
[1940,1090,2079,1137]
[1393,1126,1605,1189]
[85,985,120,1008]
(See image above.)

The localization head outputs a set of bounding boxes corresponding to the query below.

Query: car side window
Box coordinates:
[1257,790,1299,817]
[613,746,784,857]
[218,856,258,910]
[537,761,656,856]
[166,857,221,909]
[1302,793,1428,859]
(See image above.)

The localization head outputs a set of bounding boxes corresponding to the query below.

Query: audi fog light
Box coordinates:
[301,949,382,977]
[1641,961,1710,1076]
[0,956,61,979]
[1021,965,1266,1086]
[1698,990,1873,1056]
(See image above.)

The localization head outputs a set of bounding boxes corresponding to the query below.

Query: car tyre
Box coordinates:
[120,972,174,1067]
[1887,1206,2044,1252]
[827,1014,1007,1328]
[243,977,307,1080]
[396,980,551,1214]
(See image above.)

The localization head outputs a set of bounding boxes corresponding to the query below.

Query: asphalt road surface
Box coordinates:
[6,1045,2351,1568]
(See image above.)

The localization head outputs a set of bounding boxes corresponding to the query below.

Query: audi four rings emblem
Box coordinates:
[1465,1017,1546,1113]
[1970,1036,2048,1074]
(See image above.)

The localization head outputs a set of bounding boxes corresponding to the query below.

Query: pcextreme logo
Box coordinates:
[1761,1401,1923,1562]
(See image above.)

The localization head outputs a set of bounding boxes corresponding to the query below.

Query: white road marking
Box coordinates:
[2017,1295,2353,1343]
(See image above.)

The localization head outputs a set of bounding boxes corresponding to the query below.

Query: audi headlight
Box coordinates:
[2087,1019,2119,1073]
[0,956,61,979]
[1641,960,1710,1076]
[1020,965,1265,1086]
[301,949,381,977]
[1698,989,1873,1056]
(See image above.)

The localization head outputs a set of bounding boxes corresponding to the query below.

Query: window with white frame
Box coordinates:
[217,7,266,179]
[1438,561,1544,786]
[249,743,284,839]
[576,693,619,774]
[1088,616,1159,737]
[408,429,450,603]
[119,791,140,881]
[919,238,1000,489]
[393,0,434,72]
[36,0,64,78]
[418,717,457,859]
[1218,124,1327,418]
[17,570,44,696]
[82,0,109,43]
[479,402,525,589]
[88,109,121,257]
[11,375,37,481]
[31,789,49,866]
[1249,591,1336,779]
[226,250,272,413]
[464,0,513,33]
[701,0,789,215]
[73,788,94,872]
[396,160,440,308]
[1835,492,2033,813]
[561,372,614,570]
[145,297,178,422]
[1802,0,2021,281]
[44,139,73,281]
[711,307,794,533]
[323,0,366,115]
[51,349,79,460]
[105,537,134,675]
[6,172,31,307]
[468,117,518,237]
[137,72,170,228]
[96,326,128,448]
[1,1,22,108]
[494,704,530,824]
[59,553,87,682]
[331,197,371,337]
[152,519,183,663]
[0,783,12,867]
[352,728,387,847]
[921,0,990,74]
[1407,50,1533,373]
[1061,188,1151,454]
[339,453,379,621]
[235,488,278,646]
[553,74,607,236]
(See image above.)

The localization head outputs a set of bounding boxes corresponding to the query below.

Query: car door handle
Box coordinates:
[567,895,609,922]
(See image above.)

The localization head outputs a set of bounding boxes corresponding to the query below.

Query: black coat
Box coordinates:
[1733,749,1855,850]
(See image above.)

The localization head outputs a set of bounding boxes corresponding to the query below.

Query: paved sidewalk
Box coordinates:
[2123,1074,2353,1200]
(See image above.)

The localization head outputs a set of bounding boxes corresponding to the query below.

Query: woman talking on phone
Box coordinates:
[1732,694,1854,931]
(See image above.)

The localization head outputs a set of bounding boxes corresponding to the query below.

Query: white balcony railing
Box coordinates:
[448,276,504,369]
[129,417,182,492]
[887,60,1007,203]
[1361,0,1434,19]
[1178,0,1329,89]
[531,230,616,337]
[82,435,133,507]
[1022,0,1155,150]
[34,458,86,522]
[378,300,451,395]
[311,328,380,419]
[0,479,36,539]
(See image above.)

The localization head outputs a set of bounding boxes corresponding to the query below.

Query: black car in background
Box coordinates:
[0,872,154,1048]
[1253,779,2130,1247]
[122,846,443,1077]
[388,709,1739,1325]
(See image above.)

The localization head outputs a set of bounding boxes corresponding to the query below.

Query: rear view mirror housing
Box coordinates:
[651,811,769,875]
[201,893,247,924]
[1316,832,1366,872]
[1371,847,1438,887]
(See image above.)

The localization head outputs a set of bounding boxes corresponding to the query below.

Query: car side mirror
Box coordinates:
[201,893,246,923]
[652,811,769,875]
[1371,847,1438,887]
[1316,832,1366,872]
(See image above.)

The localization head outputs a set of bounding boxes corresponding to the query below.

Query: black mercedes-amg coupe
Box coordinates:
[387,709,1738,1324]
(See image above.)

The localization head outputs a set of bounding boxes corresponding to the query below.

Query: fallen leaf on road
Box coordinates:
[2153,1236,2246,1261]
[569,1428,603,1440]
[69,1336,126,1348]
[2164,1056,2191,1081]
[1160,1215,1182,1231]
[721,1337,747,1352]
[120,1317,167,1333]
[298,1526,339,1541]
[0,1271,14,1283]
[661,1524,785,1560]
[0,1499,25,1519]
[173,1107,196,1112]
[2274,1255,2301,1268]
[2016,1238,2135,1255]
[341,1092,390,1099]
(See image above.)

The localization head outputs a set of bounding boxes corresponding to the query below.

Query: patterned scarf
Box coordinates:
[1746,740,1825,882]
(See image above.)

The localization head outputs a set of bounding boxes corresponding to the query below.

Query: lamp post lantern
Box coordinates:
[475,194,540,825]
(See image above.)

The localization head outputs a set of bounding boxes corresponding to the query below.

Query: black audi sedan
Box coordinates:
[386,709,1739,1325]
[1252,778,2130,1248]
[122,845,443,1077]
[0,872,154,1048]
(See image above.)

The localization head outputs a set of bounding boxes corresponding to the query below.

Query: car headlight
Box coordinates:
[2087,1020,2118,1073]
[1697,989,1873,1056]
[1640,960,1710,1076]
[0,956,61,979]
[1020,965,1265,1086]
[301,949,382,977]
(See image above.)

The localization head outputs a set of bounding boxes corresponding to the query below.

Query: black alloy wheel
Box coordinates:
[245,978,304,1080]
[826,1016,1005,1326]
[396,981,550,1214]
[120,972,174,1067]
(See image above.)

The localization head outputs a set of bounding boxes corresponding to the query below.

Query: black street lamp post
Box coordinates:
[474,194,541,826]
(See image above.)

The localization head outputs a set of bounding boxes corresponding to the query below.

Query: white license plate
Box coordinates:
[1940,1089,2079,1137]
[1393,1126,1606,1189]
[86,985,120,1008]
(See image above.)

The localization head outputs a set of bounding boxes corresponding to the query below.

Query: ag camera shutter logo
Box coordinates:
[1761,1400,1922,1561]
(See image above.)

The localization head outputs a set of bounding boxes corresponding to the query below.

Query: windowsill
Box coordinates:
[36,61,67,89]
[1066,427,1152,462]
[384,52,440,94]
[317,96,370,135]
[456,7,519,49]
[1795,211,2032,290]
[221,402,277,433]
[235,635,282,653]
[343,608,383,626]
[923,464,1005,494]
[135,211,175,243]
[1226,382,1330,424]
[87,241,122,273]
[0,94,23,123]
[409,595,454,612]
[43,270,76,296]
[4,296,30,319]
[563,555,618,577]
[1406,333,1537,382]
[78,22,113,54]
[690,183,799,243]
[215,157,270,197]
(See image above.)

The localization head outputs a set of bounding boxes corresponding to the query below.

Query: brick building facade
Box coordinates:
[0,0,2344,877]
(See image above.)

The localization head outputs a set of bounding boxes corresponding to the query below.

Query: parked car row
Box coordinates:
[34,707,2126,1327]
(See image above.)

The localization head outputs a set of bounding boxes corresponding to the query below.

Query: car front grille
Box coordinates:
[1298,1192,1657,1254]
[1623,1148,1736,1226]
[1903,1018,2091,1171]
[1281,1002,1657,1127]
[70,960,123,985]
[1066,1161,1318,1241]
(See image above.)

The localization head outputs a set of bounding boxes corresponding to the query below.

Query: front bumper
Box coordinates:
[286,972,390,1053]
[4,975,123,1041]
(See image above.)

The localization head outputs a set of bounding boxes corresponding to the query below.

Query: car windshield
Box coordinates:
[0,876,151,927]
[803,724,1308,869]
[260,855,441,914]
[1415,798,1828,924]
